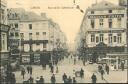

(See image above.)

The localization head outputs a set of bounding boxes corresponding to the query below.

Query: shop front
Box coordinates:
[21,54,30,64]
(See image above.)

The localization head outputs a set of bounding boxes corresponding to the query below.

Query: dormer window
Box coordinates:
[108,10,112,13]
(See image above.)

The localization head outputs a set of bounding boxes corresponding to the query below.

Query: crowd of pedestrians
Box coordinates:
[98,64,109,80]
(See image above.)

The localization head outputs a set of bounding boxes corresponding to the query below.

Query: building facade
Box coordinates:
[0,0,10,65]
[76,1,127,63]
[18,11,67,64]
[7,8,21,59]
[81,1,127,50]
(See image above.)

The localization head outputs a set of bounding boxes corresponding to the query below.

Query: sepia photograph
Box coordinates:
[0,0,128,83]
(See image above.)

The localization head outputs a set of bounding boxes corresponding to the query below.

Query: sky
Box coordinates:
[7,0,118,44]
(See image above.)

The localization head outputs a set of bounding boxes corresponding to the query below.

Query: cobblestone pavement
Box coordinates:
[14,56,127,83]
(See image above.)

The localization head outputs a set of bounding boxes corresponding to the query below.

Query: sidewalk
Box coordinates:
[103,69,127,83]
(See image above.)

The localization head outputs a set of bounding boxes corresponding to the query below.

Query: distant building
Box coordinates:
[0,0,10,65]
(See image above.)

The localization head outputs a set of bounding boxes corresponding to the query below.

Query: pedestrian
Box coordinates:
[83,59,86,66]
[73,77,77,83]
[91,73,97,83]
[42,64,44,70]
[51,74,56,84]
[29,66,32,75]
[98,65,101,72]
[80,68,84,78]
[49,61,52,68]
[68,76,72,83]
[73,70,76,77]
[10,73,16,84]
[21,68,25,79]
[27,66,30,74]
[28,76,33,84]
[100,69,105,80]
[39,76,44,84]
[121,62,124,71]
[56,66,59,73]
[114,64,117,71]
[74,58,76,65]
[51,65,54,73]
[36,77,40,84]
[62,73,67,83]
[105,64,109,75]
[44,63,46,70]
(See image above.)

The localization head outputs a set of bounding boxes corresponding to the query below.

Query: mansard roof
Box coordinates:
[88,0,125,11]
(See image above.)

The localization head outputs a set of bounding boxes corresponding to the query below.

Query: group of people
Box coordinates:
[62,73,77,83]
[98,64,109,80]
[21,65,33,79]
[0,63,16,84]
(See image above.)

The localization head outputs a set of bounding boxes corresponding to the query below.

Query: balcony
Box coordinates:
[87,28,126,33]
[0,24,10,32]
[21,40,48,44]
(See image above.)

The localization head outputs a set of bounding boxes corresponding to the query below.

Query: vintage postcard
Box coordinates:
[0,0,128,83]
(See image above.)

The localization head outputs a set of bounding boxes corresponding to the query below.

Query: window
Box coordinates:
[10,24,13,27]
[99,19,104,27]
[10,33,14,37]
[20,33,24,39]
[108,34,112,43]
[91,11,94,14]
[96,36,99,43]
[117,34,122,43]
[29,33,32,40]
[43,32,46,36]
[43,43,47,48]
[117,18,121,27]
[91,19,95,28]
[108,10,112,13]
[15,32,19,37]
[36,32,39,39]
[29,24,32,29]
[15,23,18,28]
[108,18,112,28]
[91,34,95,42]
[114,36,117,42]
[0,9,4,24]
[36,32,39,35]
[2,34,6,50]
[99,34,104,42]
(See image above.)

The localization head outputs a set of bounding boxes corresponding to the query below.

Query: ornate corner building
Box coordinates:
[0,0,10,65]
[76,0,127,62]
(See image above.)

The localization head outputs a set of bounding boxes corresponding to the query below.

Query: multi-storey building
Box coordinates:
[7,8,21,59]
[119,0,128,52]
[19,11,67,64]
[81,1,127,50]
[76,0,127,63]
[0,0,10,65]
